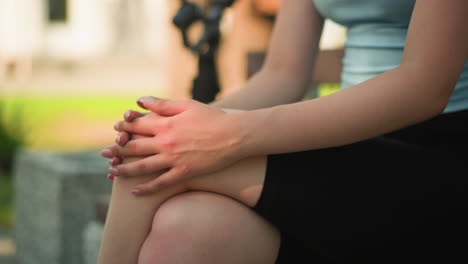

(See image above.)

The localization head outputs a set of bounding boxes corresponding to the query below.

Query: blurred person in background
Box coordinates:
[98,0,468,263]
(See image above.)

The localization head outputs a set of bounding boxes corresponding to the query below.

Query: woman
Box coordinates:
[98,0,468,263]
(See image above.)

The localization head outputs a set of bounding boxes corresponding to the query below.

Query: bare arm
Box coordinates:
[105,0,467,194]
[212,0,324,110]
[235,0,468,156]
[252,0,281,17]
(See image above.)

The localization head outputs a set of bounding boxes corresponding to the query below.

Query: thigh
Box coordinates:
[185,155,267,207]
[253,137,468,262]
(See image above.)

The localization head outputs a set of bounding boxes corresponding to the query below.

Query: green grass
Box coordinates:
[0,96,157,150]
[0,96,144,127]
[318,83,341,97]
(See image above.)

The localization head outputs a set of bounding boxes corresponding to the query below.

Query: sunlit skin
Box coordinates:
[97,0,468,263]
[102,98,247,194]
[104,0,468,195]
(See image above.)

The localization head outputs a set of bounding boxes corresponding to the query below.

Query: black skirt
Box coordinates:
[253,109,468,263]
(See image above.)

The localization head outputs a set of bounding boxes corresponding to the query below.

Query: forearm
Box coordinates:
[213,0,322,110]
[212,68,309,110]
[235,66,447,157]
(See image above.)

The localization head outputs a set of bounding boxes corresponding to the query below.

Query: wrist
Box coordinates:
[227,107,277,159]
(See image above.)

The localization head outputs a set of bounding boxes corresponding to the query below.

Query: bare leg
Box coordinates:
[97,156,278,264]
[97,171,187,264]
[138,191,280,264]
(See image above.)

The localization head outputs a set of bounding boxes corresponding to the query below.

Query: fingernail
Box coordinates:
[124,110,131,120]
[101,149,112,158]
[115,134,121,145]
[131,189,141,195]
[137,96,156,103]
[108,167,119,176]
[107,174,114,181]
[113,122,120,130]
[137,100,145,109]
[137,97,159,108]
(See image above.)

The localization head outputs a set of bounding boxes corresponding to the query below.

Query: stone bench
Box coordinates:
[13,148,111,264]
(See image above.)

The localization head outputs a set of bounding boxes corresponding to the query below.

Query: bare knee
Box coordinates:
[150,191,220,235]
[139,191,280,264]
[150,191,267,242]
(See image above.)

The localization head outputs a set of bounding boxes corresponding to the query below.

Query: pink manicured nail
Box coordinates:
[124,110,131,120]
[136,100,146,109]
[136,97,146,108]
[108,167,119,176]
[137,96,158,109]
[115,134,121,145]
[107,174,114,181]
[101,149,112,158]
[131,189,141,195]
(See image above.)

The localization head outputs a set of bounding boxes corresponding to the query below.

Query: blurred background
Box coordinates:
[0,0,345,263]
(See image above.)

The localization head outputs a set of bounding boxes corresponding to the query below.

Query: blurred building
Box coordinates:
[0,0,345,98]
[0,0,170,96]
[0,0,168,59]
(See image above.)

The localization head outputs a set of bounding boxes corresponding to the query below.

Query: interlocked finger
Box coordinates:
[132,167,184,195]
[116,131,150,146]
[114,137,159,157]
[124,110,147,122]
[113,117,158,135]
[109,154,170,177]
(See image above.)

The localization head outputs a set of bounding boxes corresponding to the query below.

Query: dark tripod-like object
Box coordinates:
[172,0,235,103]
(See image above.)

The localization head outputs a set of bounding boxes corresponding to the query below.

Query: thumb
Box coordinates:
[136,96,189,116]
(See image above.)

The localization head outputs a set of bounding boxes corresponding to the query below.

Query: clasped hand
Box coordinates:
[100,96,244,195]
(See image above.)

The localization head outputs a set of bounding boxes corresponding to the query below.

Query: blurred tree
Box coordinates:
[0,101,26,177]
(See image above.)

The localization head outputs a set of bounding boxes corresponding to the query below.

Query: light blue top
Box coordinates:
[314,0,468,113]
